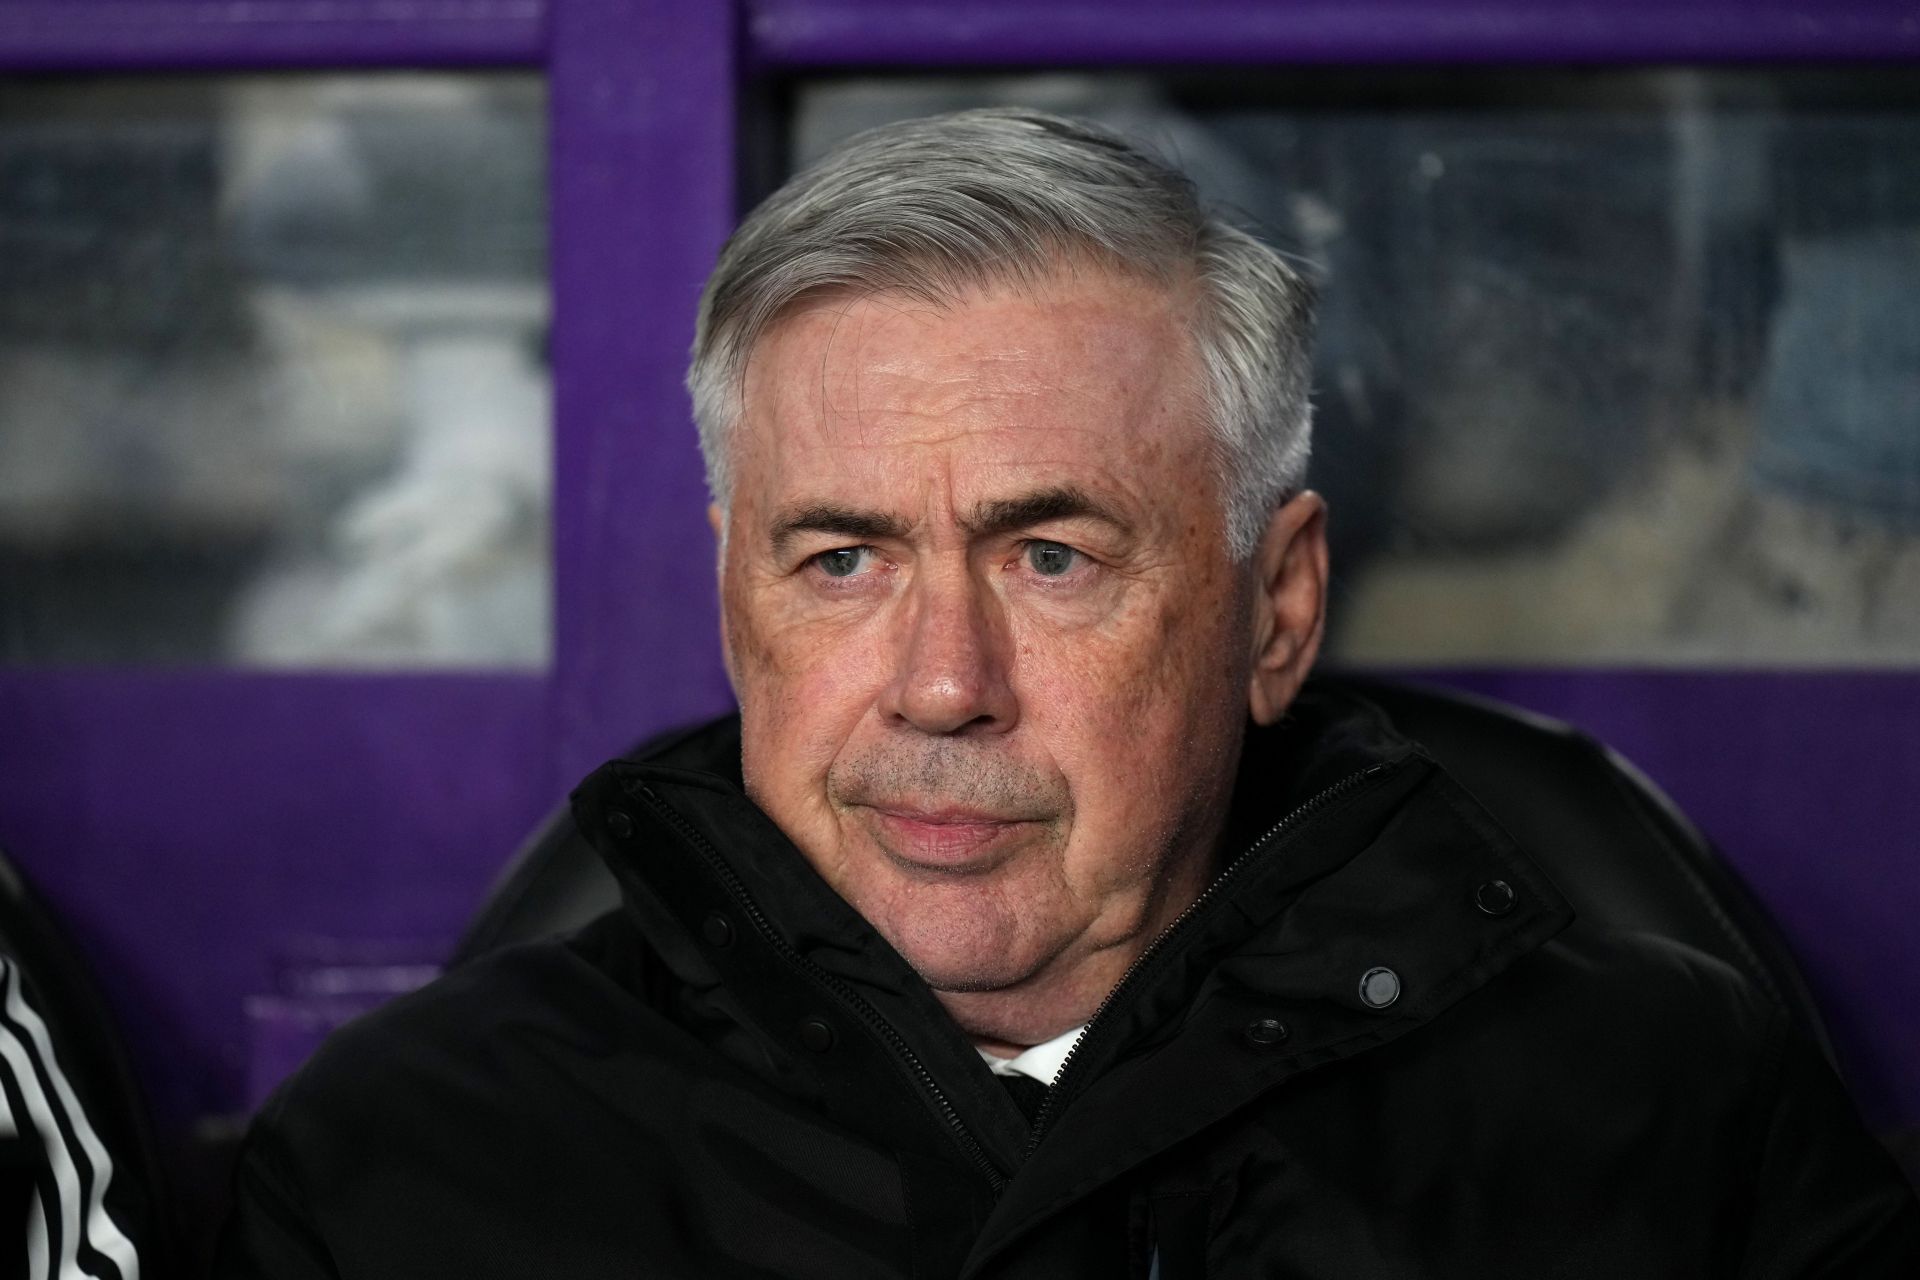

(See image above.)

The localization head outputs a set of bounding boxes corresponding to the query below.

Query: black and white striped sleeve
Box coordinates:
[0,955,141,1280]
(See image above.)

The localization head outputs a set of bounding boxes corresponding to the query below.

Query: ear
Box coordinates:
[1247,491,1329,726]
[708,503,740,695]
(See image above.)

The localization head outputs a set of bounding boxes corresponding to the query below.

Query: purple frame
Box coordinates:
[748,0,1920,67]
[0,0,546,71]
[0,0,1915,1168]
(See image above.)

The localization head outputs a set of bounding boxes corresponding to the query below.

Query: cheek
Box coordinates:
[728,580,893,799]
[1019,563,1244,724]
[1011,568,1249,874]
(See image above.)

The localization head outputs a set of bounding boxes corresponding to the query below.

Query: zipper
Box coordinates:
[633,782,1010,1192]
[1023,760,1398,1156]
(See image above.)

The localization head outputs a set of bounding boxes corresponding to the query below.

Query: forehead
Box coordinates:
[734,273,1210,508]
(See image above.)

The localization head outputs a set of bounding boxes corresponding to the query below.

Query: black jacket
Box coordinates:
[215,686,1920,1278]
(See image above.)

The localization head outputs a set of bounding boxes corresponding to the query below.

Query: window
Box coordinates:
[0,73,549,666]
[789,71,1920,665]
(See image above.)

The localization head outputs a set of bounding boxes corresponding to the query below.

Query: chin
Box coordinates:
[878,902,1042,995]
[909,956,1028,995]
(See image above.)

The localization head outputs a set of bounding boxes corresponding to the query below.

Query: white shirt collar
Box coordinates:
[977,1023,1085,1085]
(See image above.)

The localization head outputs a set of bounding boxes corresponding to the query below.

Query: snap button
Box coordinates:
[798,1016,836,1053]
[701,912,734,947]
[1244,1017,1290,1047]
[605,809,634,839]
[1475,879,1517,916]
[1359,967,1401,1010]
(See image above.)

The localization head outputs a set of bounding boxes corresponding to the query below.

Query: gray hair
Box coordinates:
[687,108,1316,558]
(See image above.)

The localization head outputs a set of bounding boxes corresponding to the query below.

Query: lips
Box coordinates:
[864,805,1036,869]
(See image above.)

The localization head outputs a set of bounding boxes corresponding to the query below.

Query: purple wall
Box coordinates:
[0,0,1914,1212]
[0,672,553,1122]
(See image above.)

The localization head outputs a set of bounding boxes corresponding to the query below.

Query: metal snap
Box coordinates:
[1474,879,1518,916]
[701,912,734,947]
[605,809,635,839]
[1359,966,1401,1010]
[1244,1017,1290,1047]
[798,1016,836,1053]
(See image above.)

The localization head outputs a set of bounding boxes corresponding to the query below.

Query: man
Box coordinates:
[215,110,1920,1277]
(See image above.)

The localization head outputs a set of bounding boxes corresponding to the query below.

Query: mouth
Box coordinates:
[862,805,1040,871]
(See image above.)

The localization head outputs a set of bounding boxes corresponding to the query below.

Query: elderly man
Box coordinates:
[216,110,1919,1278]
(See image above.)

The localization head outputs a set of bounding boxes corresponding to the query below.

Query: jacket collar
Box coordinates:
[570,680,1576,1242]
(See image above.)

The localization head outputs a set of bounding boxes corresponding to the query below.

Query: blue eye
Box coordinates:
[1025,540,1078,577]
[814,547,870,578]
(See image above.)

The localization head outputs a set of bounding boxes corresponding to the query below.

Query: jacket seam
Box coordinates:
[1584,732,1782,1004]
[1424,764,1576,934]
[235,1093,344,1277]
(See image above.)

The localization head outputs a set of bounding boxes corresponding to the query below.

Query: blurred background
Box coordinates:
[0,74,550,668]
[0,0,1915,1261]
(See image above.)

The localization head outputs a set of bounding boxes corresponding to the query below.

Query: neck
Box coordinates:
[972,1034,1029,1060]
[937,840,1217,1052]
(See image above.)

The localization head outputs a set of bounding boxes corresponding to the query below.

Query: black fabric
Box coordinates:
[212,684,1920,1279]
[1147,1191,1210,1280]
[1332,675,1836,1059]
[995,1073,1048,1128]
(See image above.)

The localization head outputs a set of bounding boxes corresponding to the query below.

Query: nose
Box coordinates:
[881,566,1019,736]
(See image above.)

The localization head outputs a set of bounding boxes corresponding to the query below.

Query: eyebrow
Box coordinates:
[769,504,911,559]
[768,485,1129,559]
[962,485,1129,539]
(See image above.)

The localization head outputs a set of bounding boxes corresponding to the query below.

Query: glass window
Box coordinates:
[786,71,1920,666]
[0,73,549,667]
